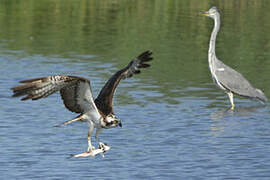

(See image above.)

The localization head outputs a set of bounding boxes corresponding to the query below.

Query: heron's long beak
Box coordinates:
[200,11,210,16]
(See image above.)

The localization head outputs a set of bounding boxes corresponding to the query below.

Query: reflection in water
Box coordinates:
[210,105,267,135]
[211,105,266,120]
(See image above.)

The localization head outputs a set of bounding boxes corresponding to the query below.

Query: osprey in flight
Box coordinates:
[11,50,153,154]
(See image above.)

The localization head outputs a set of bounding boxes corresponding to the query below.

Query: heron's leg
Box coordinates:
[227,92,235,110]
[87,121,95,152]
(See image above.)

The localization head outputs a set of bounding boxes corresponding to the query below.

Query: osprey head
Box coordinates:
[102,114,122,128]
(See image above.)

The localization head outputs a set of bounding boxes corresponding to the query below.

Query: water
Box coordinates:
[1,0,270,179]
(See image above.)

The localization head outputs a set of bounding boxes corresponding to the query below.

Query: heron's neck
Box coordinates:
[208,14,220,63]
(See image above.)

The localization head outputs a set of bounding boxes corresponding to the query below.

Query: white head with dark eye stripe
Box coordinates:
[103,114,122,128]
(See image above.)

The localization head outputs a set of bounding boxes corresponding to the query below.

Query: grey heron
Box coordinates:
[201,6,267,109]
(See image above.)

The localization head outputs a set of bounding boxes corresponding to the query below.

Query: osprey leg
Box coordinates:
[95,128,102,142]
[87,121,95,152]
[227,92,235,110]
[95,128,106,147]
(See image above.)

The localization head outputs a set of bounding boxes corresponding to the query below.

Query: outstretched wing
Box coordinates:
[95,50,153,115]
[11,75,101,115]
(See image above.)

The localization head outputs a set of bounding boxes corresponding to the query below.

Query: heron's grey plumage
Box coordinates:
[202,7,267,108]
[214,59,267,102]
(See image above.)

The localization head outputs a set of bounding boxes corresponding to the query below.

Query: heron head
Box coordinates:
[103,114,122,128]
[201,6,218,19]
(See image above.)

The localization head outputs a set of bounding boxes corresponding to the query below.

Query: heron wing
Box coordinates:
[94,50,153,115]
[11,75,101,115]
[214,59,266,100]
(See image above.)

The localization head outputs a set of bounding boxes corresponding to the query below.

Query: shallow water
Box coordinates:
[1,1,270,179]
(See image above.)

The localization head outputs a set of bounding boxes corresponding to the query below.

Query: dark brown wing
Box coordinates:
[94,50,153,115]
[11,75,100,114]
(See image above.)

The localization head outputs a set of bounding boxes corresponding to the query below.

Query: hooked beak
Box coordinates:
[113,119,122,127]
[118,121,122,128]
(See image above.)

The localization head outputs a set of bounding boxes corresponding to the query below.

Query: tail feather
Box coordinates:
[255,88,268,103]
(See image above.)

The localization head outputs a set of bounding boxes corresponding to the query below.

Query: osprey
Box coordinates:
[11,50,153,154]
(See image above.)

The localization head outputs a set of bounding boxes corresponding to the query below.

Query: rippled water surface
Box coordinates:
[1,0,270,179]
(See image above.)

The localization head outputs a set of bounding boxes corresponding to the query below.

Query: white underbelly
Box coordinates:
[83,112,102,127]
